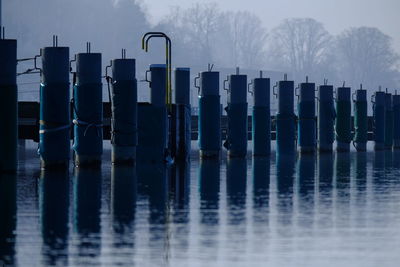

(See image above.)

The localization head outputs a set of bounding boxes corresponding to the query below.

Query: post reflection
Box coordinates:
[73,168,102,264]
[137,163,170,265]
[276,154,296,227]
[199,159,220,253]
[0,174,17,266]
[226,158,247,226]
[296,154,316,228]
[318,153,334,227]
[39,170,70,266]
[334,153,351,227]
[110,166,137,266]
[170,162,190,255]
[252,157,270,224]
[353,152,367,227]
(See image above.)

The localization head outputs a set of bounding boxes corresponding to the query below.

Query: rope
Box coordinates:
[39,124,70,134]
[72,119,103,137]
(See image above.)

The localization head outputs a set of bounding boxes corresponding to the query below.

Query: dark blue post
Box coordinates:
[317,83,335,152]
[110,57,137,164]
[393,94,400,149]
[174,67,191,161]
[274,75,296,154]
[385,92,393,150]
[137,64,168,162]
[297,77,316,153]
[353,87,368,151]
[72,49,103,167]
[335,86,352,152]
[0,35,17,172]
[224,68,248,158]
[251,72,270,156]
[38,42,70,169]
[373,91,385,150]
[196,70,221,158]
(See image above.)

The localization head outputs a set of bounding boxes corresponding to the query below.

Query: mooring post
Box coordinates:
[0,29,17,172]
[373,91,386,150]
[297,77,316,153]
[137,64,169,162]
[317,82,335,152]
[196,70,221,158]
[393,93,400,149]
[275,75,296,154]
[353,86,368,151]
[251,72,270,156]
[110,55,137,165]
[335,85,352,152]
[174,67,191,161]
[385,92,393,150]
[38,37,71,169]
[72,44,103,167]
[223,68,248,158]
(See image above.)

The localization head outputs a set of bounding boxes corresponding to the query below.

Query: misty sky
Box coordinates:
[142,0,400,53]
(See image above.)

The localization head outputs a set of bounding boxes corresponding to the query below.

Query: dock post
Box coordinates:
[0,30,17,172]
[38,37,70,169]
[196,70,221,158]
[275,75,296,154]
[372,91,386,150]
[110,55,137,165]
[335,86,352,152]
[297,77,316,153]
[223,68,248,158]
[385,92,393,150]
[137,64,168,162]
[174,67,191,161]
[353,86,368,151]
[317,82,335,152]
[72,44,103,167]
[251,72,270,156]
[393,93,400,149]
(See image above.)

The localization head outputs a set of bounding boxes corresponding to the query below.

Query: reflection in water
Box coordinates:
[276,154,296,228]
[252,157,270,224]
[39,170,70,266]
[318,153,334,228]
[73,168,102,265]
[296,154,316,228]
[0,174,17,266]
[226,158,247,225]
[137,163,170,265]
[334,153,351,228]
[170,163,190,255]
[353,153,367,227]
[111,166,137,266]
[199,159,220,258]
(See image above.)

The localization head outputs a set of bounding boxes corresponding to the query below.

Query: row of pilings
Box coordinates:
[1,36,400,172]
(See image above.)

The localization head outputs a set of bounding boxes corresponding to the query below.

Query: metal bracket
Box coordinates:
[194,73,201,95]
[223,76,229,92]
[247,80,254,96]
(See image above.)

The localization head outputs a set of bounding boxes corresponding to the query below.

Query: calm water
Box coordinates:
[1,148,400,266]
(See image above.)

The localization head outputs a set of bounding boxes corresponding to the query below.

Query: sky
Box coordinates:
[142,0,400,53]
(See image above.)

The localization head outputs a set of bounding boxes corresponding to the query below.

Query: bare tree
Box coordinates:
[335,27,399,89]
[267,18,332,80]
[219,11,268,69]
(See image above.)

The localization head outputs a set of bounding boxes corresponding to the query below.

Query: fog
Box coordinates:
[2,0,400,112]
